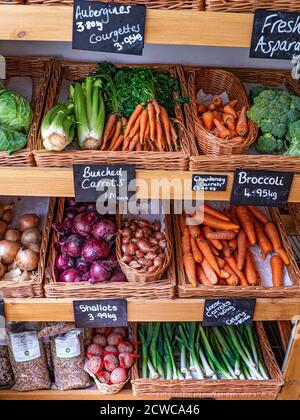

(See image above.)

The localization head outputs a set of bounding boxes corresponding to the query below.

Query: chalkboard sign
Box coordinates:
[73,0,146,55]
[192,174,228,192]
[203,299,256,327]
[230,169,294,208]
[0,299,5,331]
[250,10,300,60]
[73,164,136,203]
[73,299,128,328]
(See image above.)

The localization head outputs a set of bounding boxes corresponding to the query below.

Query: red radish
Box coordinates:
[107,333,123,346]
[119,352,135,369]
[96,370,111,384]
[110,367,127,385]
[113,327,126,338]
[118,342,133,354]
[87,356,103,374]
[93,334,107,347]
[104,345,118,355]
[103,354,119,372]
[86,344,103,358]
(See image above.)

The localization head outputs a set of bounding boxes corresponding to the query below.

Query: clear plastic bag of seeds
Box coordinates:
[0,329,14,390]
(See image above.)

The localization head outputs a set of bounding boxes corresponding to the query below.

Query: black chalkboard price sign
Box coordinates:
[72,0,146,55]
[73,299,128,328]
[192,174,228,192]
[73,164,136,203]
[250,9,300,60]
[230,169,294,208]
[203,299,256,327]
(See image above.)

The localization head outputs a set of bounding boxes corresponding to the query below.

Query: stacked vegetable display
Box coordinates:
[0,82,33,154]
[53,199,126,284]
[85,327,137,386]
[248,87,300,156]
[0,205,42,282]
[42,63,180,152]
[138,322,269,381]
[180,204,289,288]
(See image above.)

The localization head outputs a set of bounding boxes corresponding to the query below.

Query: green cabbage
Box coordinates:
[0,89,33,133]
[0,126,27,154]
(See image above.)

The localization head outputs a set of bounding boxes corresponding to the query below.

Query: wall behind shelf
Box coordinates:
[0,41,292,70]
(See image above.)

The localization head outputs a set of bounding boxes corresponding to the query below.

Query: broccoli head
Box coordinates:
[256,133,284,154]
[284,121,300,156]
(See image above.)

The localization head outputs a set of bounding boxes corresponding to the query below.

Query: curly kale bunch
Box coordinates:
[248,88,300,154]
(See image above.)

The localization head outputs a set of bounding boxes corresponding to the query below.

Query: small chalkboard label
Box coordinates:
[73,164,136,203]
[0,299,5,331]
[73,299,128,328]
[250,10,300,60]
[203,299,256,327]
[192,174,228,192]
[230,169,294,208]
[73,0,146,56]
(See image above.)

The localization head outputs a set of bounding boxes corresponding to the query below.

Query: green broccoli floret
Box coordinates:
[249,86,271,104]
[287,109,300,123]
[290,95,300,112]
[285,121,300,156]
[256,133,284,154]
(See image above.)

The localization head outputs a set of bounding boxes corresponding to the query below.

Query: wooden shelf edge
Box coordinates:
[0,6,253,47]
[3,298,300,322]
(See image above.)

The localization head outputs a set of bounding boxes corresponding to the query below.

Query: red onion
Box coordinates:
[62,218,73,232]
[55,239,66,254]
[90,261,112,283]
[92,220,116,241]
[82,272,91,282]
[110,270,126,283]
[87,210,99,224]
[62,235,83,258]
[64,207,79,220]
[73,213,94,238]
[55,254,73,273]
[66,198,76,207]
[59,268,82,283]
[82,238,110,263]
[75,257,90,274]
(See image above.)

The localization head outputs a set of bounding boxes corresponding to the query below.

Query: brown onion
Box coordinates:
[0,261,5,279]
[152,221,161,232]
[27,242,41,254]
[16,249,39,271]
[121,244,128,255]
[135,229,143,239]
[137,240,153,254]
[0,240,21,264]
[135,250,144,259]
[0,221,7,240]
[18,214,40,232]
[122,237,130,245]
[121,255,132,264]
[5,229,21,242]
[121,228,132,237]
[1,209,13,224]
[155,232,164,241]
[145,251,157,260]
[148,265,158,273]
[154,255,165,267]
[21,228,42,247]
[127,243,137,256]
[159,240,167,250]
[129,261,141,269]
[149,237,159,246]
[8,261,18,271]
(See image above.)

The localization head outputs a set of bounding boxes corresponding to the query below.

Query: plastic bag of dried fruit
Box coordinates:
[0,329,14,389]
[50,329,91,391]
[7,323,51,392]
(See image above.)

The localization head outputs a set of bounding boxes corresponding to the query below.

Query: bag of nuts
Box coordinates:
[51,329,91,391]
[8,323,51,392]
[0,330,14,389]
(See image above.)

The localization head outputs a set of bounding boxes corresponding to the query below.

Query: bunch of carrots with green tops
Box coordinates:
[196,97,249,142]
[180,203,290,289]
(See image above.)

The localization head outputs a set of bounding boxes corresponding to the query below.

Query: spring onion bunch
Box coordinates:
[138,323,269,381]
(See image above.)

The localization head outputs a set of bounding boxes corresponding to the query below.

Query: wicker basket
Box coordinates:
[205,0,300,12]
[184,67,258,155]
[0,56,52,167]
[188,67,300,172]
[44,198,176,299]
[33,60,192,171]
[85,368,130,395]
[0,197,55,298]
[0,0,23,3]
[175,205,300,299]
[116,203,173,283]
[131,322,284,398]
[25,0,203,9]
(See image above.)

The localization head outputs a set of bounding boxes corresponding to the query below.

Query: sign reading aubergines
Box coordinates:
[250,9,300,60]
[72,0,146,55]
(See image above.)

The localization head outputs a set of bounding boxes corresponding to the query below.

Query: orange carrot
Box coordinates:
[139,109,148,144]
[188,224,201,239]
[265,222,290,265]
[152,99,160,118]
[197,102,207,115]
[204,204,230,222]
[108,120,122,151]
[124,104,143,138]
[147,102,156,142]
[213,119,231,139]
[270,255,284,288]
[212,111,223,123]
[102,114,117,150]
[223,103,237,119]
[236,206,256,246]
[135,142,142,151]
[213,97,223,108]
[206,230,237,241]
[156,120,165,152]
[128,134,140,151]
[222,240,231,258]
[196,237,220,275]
[225,256,248,286]
[182,228,191,255]
[191,237,203,263]
[223,263,239,286]
[170,122,178,149]
[237,230,247,270]
[236,106,248,137]
[202,226,223,251]
[128,113,142,140]
[244,251,259,286]
[196,264,212,286]
[203,214,240,231]
[179,215,186,235]
[209,103,216,111]
[217,257,225,269]
[222,113,236,131]
[208,242,220,257]
[230,136,245,143]
[228,238,237,253]
[201,258,218,285]
[183,253,197,288]
[218,278,228,286]
[254,220,273,260]
[160,106,172,150]
[111,135,124,152]
[228,99,238,108]
[202,111,214,131]
[247,206,269,225]
[219,269,230,279]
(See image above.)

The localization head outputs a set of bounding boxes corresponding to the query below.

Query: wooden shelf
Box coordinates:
[0,6,253,47]
[1,167,300,202]
[3,298,300,322]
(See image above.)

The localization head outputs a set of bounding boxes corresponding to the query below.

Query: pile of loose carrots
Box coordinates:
[180,204,290,289]
[101,100,178,152]
[197,97,249,142]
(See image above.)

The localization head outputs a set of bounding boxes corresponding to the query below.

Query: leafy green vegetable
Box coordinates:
[256,133,284,154]
[0,125,27,154]
[42,103,75,152]
[285,120,300,156]
[0,89,33,133]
